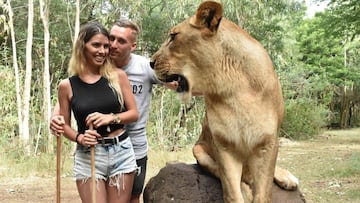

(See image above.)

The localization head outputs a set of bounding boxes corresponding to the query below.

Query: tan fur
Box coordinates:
[151,1,297,202]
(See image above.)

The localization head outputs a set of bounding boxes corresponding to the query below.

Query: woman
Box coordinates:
[58,21,138,203]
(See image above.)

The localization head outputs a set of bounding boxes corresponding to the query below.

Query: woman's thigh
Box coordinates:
[106,172,135,203]
[77,179,107,203]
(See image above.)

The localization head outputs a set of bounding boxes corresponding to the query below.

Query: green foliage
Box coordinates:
[108,0,199,54]
[281,99,328,140]
[223,0,306,63]
[279,60,334,139]
[147,86,205,151]
[0,65,18,140]
[295,6,360,128]
[296,17,348,86]
[325,0,360,41]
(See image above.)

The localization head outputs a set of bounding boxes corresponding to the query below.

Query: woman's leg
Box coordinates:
[107,172,135,203]
[77,179,107,203]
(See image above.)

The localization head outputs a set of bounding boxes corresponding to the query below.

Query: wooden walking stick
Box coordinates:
[56,135,61,203]
[89,123,96,203]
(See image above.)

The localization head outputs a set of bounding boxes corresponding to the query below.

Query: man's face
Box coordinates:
[109,25,136,61]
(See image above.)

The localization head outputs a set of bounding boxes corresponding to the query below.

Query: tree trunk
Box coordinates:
[40,0,52,153]
[23,0,34,154]
[73,0,80,44]
[7,0,23,142]
[340,85,353,128]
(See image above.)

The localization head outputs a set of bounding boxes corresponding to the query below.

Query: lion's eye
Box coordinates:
[169,33,178,42]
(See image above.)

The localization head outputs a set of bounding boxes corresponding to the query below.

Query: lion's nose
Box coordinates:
[150,60,155,69]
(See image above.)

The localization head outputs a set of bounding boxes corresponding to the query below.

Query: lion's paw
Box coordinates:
[274,167,299,190]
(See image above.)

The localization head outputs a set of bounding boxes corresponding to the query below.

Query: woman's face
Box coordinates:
[84,33,110,68]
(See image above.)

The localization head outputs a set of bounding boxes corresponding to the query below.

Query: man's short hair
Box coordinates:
[114,19,140,38]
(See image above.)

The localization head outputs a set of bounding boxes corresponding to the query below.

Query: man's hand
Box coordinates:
[50,115,65,136]
[164,81,204,96]
[164,81,179,91]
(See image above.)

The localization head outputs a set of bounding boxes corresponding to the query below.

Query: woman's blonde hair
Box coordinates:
[68,21,124,108]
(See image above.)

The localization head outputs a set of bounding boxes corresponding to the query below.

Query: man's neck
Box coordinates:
[113,55,131,69]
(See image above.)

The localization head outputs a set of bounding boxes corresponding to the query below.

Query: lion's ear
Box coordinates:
[191,1,222,32]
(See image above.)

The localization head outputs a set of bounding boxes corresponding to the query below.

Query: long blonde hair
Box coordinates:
[68,21,124,107]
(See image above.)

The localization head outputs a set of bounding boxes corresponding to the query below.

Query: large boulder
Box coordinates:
[143,162,306,203]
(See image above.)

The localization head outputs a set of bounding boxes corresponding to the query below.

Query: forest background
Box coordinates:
[0,0,359,178]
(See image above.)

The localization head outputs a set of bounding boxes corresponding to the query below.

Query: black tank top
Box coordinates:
[69,76,125,137]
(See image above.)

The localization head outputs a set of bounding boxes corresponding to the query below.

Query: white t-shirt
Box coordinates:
[122,53,161,160]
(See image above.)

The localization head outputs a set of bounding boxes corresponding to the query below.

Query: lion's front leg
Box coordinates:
[193,117,220,177]
[216,149,245,203]
[194,144,251,203]
[247,135,279,203]
[193,143,219,177]
[194,116,251,203]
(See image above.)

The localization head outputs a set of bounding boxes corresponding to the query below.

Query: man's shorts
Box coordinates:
[74,136,137,181]
[132,156,148,195]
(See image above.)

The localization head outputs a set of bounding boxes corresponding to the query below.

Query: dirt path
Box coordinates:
[1,128,359,202]
[0,176,78,203]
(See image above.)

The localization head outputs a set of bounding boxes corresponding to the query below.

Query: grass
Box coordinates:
[326,152,360,177]
[0,137,76,178]
[276,128,360,203]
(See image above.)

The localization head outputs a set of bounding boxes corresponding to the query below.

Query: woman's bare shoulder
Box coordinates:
[58,78,71,90]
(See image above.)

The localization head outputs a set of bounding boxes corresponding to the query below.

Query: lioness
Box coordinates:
[150,1,298,203]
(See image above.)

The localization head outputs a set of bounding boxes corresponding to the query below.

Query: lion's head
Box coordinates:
[151,1,280,105]
[150,1,225,100]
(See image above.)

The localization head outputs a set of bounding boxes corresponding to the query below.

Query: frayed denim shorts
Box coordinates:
[73,134,137,181]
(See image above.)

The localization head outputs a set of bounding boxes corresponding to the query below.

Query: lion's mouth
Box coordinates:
[164,74,189,93]
[149,60,189,92]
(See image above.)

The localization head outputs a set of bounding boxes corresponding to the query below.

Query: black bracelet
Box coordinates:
[75,133,81,145]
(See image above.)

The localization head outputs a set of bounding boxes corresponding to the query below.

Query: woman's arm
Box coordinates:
[59,79,99,146]
[58,79,78,142]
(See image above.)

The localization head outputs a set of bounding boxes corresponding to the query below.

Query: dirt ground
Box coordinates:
[1,128,359,203]
[0,176,78,203]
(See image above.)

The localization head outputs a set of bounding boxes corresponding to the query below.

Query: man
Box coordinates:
[51,19,177,203]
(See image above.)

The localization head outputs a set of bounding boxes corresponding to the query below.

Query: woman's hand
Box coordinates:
[79,129,101,147]
[50,115,65,135]
[85,112,113,129]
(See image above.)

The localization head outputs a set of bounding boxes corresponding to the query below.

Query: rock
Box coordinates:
[143,162,306,203]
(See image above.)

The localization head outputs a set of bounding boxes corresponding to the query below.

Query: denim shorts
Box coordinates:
[73,135,137,181]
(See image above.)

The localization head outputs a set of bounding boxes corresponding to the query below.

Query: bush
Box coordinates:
[0,66,18,144]
[281,98,329,140]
